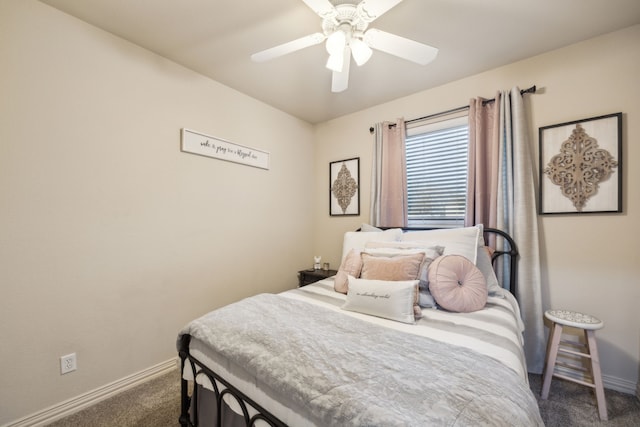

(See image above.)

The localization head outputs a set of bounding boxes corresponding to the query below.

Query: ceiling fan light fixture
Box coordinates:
[325,30,346,55]
[350,38,373,66]
[326,51,344,72]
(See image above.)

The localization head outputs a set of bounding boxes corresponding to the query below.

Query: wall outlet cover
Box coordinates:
[60,353,77,374]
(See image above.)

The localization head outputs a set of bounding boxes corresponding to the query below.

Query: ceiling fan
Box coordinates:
[251,0,438,93]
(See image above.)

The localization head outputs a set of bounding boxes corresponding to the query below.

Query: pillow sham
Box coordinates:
[428,255,488,313]
[360,252,424,282]
[362,242,444,308]
[334,249,363,294]
[400,225,482,264]
[363,242,444,286]
[476,245,503,297]
[342,277,420,324]
[418,290,438,309]
[341,228,402,262]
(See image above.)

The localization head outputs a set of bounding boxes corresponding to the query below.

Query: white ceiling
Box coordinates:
[40,0,640,124]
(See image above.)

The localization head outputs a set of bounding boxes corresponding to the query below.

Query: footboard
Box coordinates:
[178,334,287,427]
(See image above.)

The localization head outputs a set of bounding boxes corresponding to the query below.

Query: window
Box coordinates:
[405,115,469,228]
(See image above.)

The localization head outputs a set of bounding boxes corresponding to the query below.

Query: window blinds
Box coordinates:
[405,121,469,227]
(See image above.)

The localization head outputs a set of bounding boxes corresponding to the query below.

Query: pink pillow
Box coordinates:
[428,255,487,313]
[334,249,363,294]
[360,252,425,281]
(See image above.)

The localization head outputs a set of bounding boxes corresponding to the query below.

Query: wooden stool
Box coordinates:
[541,309,607,421]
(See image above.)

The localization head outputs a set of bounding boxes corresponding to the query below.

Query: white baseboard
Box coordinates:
[553,365,638,395]
[603,373,638,395]
[4,358,177,427]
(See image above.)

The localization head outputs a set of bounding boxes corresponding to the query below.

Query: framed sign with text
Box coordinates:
[181,128,270,170]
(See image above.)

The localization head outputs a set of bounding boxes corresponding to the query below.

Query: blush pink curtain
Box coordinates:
[466,94,501,244]
[369,119,407,227]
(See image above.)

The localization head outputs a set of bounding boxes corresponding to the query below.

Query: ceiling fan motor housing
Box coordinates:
[322,4,369,39]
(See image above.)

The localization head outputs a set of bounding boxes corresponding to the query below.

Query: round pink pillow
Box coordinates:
[428,255,487,313]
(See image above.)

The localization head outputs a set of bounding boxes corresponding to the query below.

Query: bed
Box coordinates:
[177,225,543,426]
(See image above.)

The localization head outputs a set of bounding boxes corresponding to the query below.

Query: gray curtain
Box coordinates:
[369,119,407,227]
[467,88,545,374]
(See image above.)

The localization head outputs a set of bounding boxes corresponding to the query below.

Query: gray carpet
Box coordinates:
[47,369,640,426]
[46,370,181,427]
[528,373,640,426]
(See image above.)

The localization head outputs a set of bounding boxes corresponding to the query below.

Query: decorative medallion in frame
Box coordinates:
[329,157,360,216]
[539,113,622,214]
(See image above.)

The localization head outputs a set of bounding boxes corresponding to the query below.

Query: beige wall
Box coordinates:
[2,0,639,423]
[0,1,315,424]
[314,25,640,393]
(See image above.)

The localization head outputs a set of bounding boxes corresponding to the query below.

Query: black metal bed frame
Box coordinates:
[178,334,287,427]
[177,227,519,427]
[481,226,519,296]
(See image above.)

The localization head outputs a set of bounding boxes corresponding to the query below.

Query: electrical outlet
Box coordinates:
[60,353,77,375]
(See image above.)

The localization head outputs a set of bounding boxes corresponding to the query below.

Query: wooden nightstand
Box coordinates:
[298,268,338,287]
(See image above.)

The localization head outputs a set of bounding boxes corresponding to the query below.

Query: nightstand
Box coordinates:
[298,268,338,287]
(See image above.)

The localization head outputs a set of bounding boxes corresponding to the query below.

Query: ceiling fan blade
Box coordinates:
[300,0,337,19]
[358,0,404,22]
[251,33,325,62]
[331,47,351,93]
[364,29,438,65]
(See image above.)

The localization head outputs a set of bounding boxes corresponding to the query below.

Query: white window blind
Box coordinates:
[405,116,469,227]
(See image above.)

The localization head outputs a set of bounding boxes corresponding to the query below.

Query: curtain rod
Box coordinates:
[369,85,536,133]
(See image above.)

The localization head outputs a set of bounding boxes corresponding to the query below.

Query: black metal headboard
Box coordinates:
[360,227,520,297]
[483,227,519,297]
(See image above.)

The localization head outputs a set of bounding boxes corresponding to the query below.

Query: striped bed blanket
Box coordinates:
[179,279,542,426]
[289,279,529,380]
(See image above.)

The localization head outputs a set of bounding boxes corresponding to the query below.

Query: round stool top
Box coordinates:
[545,309,603,330]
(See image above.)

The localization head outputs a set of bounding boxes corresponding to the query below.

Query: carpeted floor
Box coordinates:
[46,370,181,427]
[47,368,640,426]
[528,373,640,426]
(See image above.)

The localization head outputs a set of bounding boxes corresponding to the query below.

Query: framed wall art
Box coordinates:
[539,113,622,214]
[330,157,360,216]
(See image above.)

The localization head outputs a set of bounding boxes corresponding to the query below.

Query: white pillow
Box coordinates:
[362,247,431,257]
[342,277,419,324]
[360,223,383,232]
[400,225,482,264]
[341,228,402,262]
[364,240,444,253]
